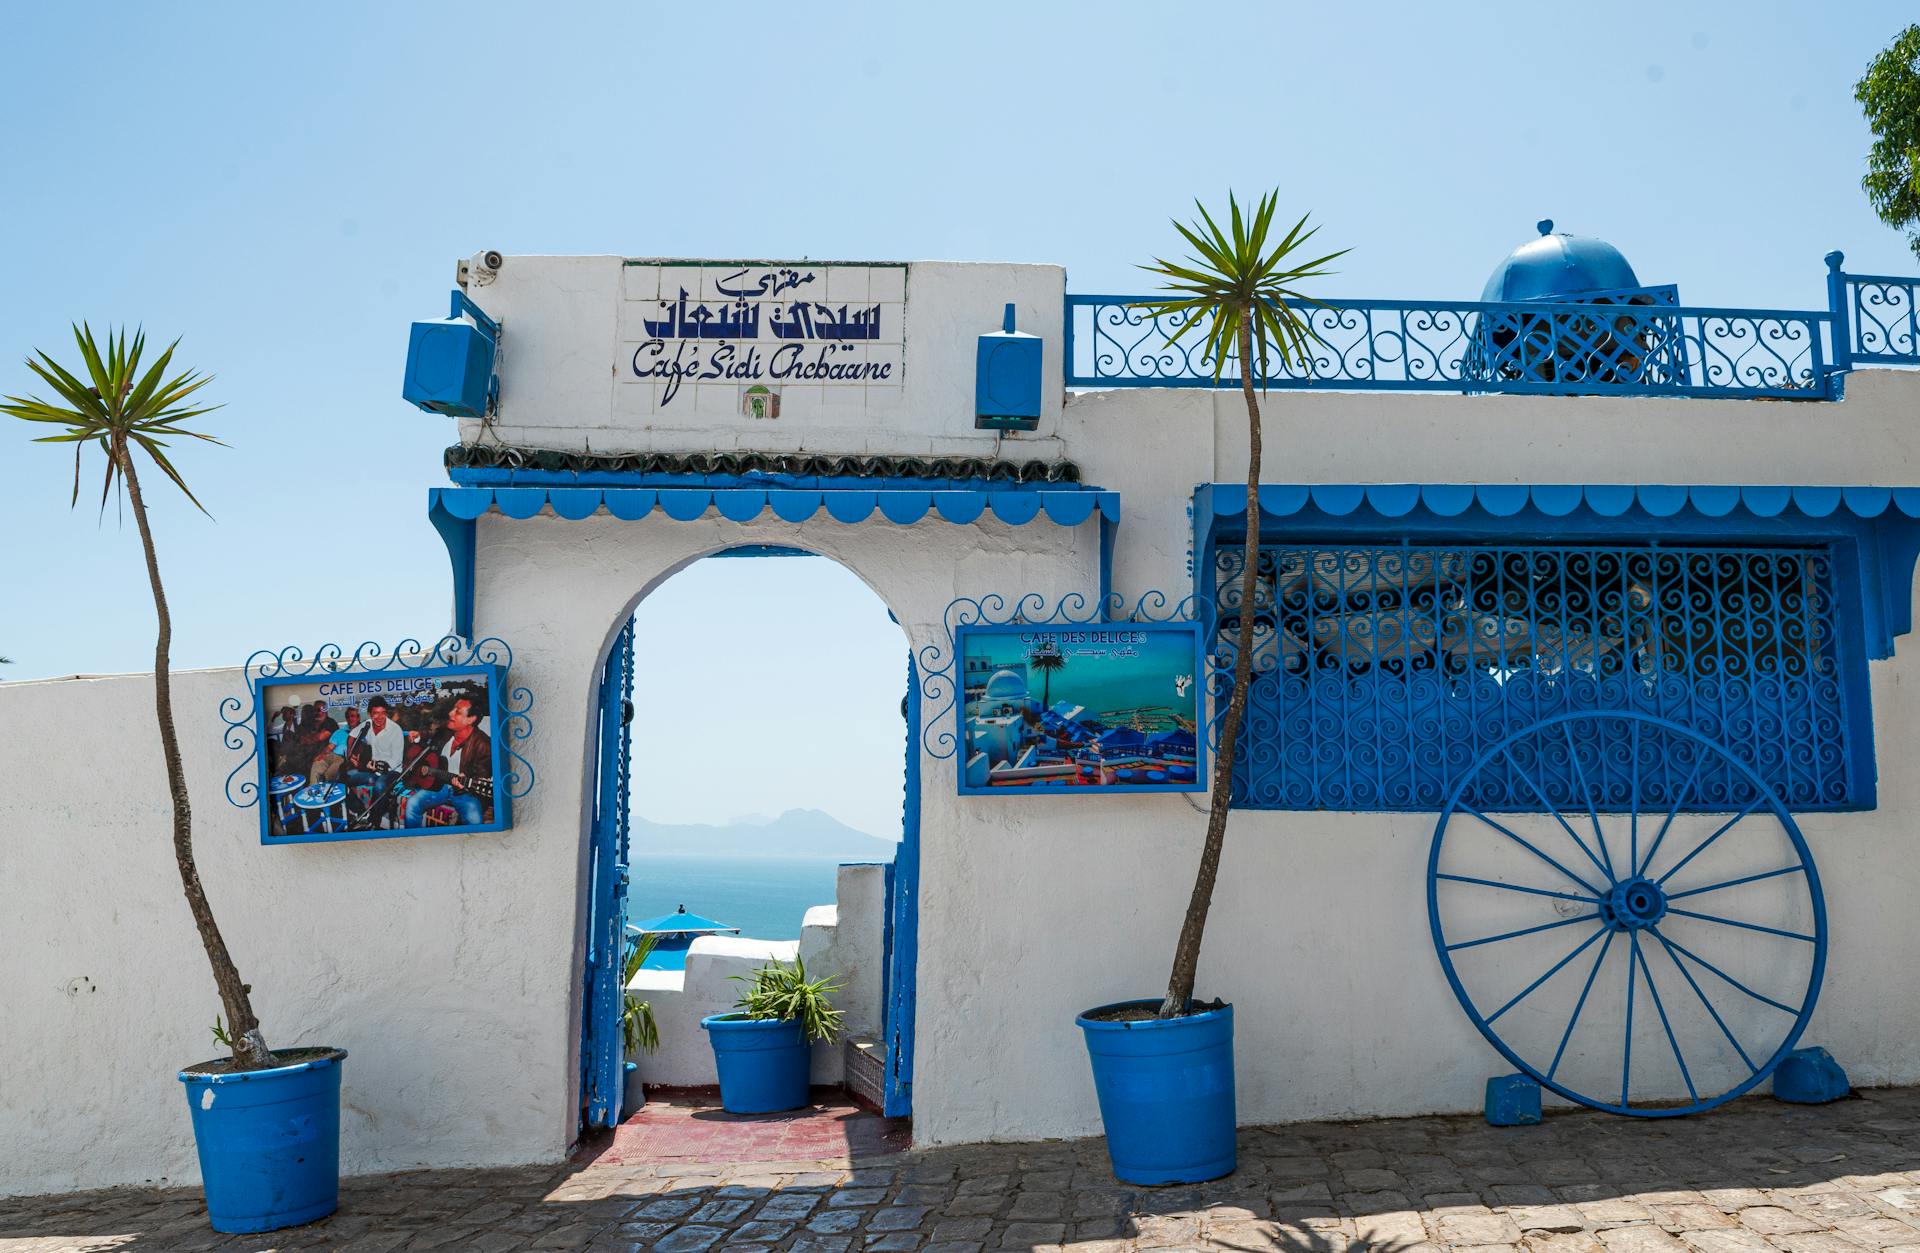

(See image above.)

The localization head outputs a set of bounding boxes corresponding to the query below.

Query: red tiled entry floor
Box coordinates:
[580,1086,911,1167]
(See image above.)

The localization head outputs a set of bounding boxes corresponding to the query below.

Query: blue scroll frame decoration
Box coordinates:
[218,635,534,825]
[916,590,1219,763]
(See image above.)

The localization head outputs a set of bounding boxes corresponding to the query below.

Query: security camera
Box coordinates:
[483,250,504,270]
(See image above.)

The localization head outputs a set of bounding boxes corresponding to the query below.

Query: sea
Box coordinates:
[627,853,850,941]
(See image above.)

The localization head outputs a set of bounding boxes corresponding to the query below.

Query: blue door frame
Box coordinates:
[581,618,635,1130]
[883,655,921,1118]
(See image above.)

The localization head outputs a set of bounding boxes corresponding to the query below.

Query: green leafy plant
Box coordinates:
[3,326,276,1071]
[1857,25,1920,262]
[622,934,660,1054]
[730,956,844,1043]
[1134,193,1345,1020]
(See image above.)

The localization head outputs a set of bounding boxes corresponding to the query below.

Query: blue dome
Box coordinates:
[1481,220,1641,302]
[983,668,1028,700]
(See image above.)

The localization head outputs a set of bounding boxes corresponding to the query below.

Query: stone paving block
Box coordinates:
[655,1227,727,1252]
[1652,1205,1740,1232]
[1790,1195,1883,1221]
[895,1184,954,1206]
[1765,1235,1872,1253]
[1272,1181,1337,1205]
[828,1187,890,1208]
[931,1216,994,1242]
[1599,1228,1693,1253]
[943,1195,1006,1217]
[1512,1206,1589,1233]
[1877,1190,1920,1214]
[1742,1209,1829,1236]
[1704,1192,1777,1213]
[1678,1231,1778,1253]
[1831,1217,1920,1249]
[1440,1211,1526,1244]
[1578,1199,1658,1227]
[921,1243,985,1253]
[690,1198,755,1223]
[997,1221,1066,1247]
[870,1205,932,1231]
[1494,1185,1564,1207]
[1526,1234,1606,1253]
[790,1236,855,1253]
[757,1192,821,1219]
[863,1236,925,1252]
[809,1208,864,1233]
[955,1175,1012,1197]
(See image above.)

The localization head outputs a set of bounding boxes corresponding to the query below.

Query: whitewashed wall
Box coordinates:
[10,252,1920,1195]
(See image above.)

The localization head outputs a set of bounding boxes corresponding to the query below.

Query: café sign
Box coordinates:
[620,261,906,415]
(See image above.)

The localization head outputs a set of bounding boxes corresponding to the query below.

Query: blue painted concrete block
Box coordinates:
[1773,1047,1850,1104]
[404,318,495,417]
[976,303,1042,431]
[1485,1074,1542,1126]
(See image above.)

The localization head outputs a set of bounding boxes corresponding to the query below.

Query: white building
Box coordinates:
[7,231,1920,1194]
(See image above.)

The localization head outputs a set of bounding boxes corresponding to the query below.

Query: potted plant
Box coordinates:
[1075,194,1344,1185]
[621,933,661,1115]
[4,328,345,1233]
[702,957,843,1114]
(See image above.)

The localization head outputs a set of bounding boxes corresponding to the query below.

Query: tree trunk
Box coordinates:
[1159,307,1263,1018]
[120,445,275,1070]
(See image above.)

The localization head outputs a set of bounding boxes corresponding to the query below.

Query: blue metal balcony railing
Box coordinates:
[1064,252,1920,400]
[1841,272,1920,365]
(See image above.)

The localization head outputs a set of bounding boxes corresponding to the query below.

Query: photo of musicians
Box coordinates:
[261,669,499,837]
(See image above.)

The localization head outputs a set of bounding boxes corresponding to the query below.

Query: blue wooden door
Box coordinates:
[581,619,635,1130]
[883,655,921,1117]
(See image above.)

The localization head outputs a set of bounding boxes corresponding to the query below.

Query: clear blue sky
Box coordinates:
[2,3,1914,827]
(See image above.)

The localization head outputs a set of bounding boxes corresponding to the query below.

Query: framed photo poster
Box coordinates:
[956,621,1207,795]
[254,663,511,843]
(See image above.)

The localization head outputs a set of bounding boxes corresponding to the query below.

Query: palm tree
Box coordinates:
[3,326,276,1070]
[1135,193,1345,1019]
[1029,643,1066,710]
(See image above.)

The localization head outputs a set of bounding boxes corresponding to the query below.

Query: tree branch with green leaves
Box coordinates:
[3,325,275,1070]
[1134,192,1345,1019]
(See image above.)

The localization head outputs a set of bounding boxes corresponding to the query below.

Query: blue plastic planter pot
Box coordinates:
[1076,1000,1235,1184]
[178,1049,346,1233]
[702,1014,810,1114]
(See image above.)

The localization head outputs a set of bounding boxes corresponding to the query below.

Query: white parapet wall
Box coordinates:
[630,862,889,1089]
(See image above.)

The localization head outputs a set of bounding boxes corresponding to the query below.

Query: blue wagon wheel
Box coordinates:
[1428,711,1826,1117]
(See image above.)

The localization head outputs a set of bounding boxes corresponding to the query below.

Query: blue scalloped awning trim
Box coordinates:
[1195,483,1920,521]
[429,486,1120,527]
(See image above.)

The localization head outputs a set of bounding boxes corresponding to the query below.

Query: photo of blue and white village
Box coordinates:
[961,627,1201,791]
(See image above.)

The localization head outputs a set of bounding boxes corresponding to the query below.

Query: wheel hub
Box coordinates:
[1600,876,1668,930]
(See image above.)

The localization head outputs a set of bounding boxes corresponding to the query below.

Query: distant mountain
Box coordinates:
[632,808,898,860]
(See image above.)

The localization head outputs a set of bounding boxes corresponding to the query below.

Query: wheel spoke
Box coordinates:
[1633,933,1698,1103]
[1549,929,1616,1081]
[1666,907,1815,943]
[1622,929,1638,1107]
[1649,929,1758,1073]
[1487,925,1609,1024]
[1562,720,1617,879]
[1447,912,1603,953]
[1502,748,1616,886]
[1434,873,1599,905]
[1629,719,1641,876]
[1659,931,1802,1015]
[1666,865,1806,903]
[1461,805,1604,897]
[1654,799,1763,886]
[1635,759,1703,879]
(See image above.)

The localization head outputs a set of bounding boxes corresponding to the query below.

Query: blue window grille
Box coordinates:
[1212,541,1862,811]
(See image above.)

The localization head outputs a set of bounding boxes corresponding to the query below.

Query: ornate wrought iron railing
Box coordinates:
[1835,267,1920,366]
[1066,295,1835,399]
[1209,542,1857,812]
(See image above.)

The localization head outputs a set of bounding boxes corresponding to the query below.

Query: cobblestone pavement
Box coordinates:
[11,1087,1920,1252]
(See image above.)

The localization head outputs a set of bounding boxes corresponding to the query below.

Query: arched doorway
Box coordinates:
[578,547,919,1130]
